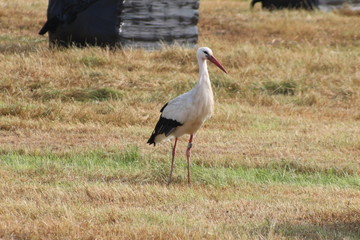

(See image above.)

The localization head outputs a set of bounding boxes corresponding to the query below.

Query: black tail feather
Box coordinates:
[147,133,157,146]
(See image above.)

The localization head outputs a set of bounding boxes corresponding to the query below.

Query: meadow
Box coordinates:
[0,0,359,239]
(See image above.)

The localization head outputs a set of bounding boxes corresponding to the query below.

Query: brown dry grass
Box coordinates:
[0,179,359,239]
[0,0,359,239]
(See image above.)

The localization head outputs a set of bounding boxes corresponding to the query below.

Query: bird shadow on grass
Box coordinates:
[253,211,360,240]
[274,221,360,240]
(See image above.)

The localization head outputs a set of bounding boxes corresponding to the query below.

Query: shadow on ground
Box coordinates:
[254,210,360,239]
[277,221,360,239]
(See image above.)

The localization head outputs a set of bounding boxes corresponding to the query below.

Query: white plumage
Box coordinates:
[147,47,227,185]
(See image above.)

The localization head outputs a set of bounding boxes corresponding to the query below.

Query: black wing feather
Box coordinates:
[147,115,182,146]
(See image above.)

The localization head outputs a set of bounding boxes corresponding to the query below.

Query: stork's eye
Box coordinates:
[203,50,209,56]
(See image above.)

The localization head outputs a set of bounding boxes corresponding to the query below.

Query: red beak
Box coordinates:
[208,55,228,74]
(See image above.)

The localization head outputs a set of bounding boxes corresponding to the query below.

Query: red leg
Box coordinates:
[186,134,193,185]
[167,138,178,185]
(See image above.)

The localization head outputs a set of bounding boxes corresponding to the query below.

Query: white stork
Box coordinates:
[147,47,227,185]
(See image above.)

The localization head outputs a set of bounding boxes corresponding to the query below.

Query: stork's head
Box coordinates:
[197,47,227,74]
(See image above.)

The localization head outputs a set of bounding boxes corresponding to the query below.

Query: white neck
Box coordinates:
[192,56,214,118]
[197,58,210,87]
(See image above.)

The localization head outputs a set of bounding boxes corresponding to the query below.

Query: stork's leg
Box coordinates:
[167,137,178,185]
[186,135,194,185]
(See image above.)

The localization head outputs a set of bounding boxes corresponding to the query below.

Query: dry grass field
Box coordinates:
[0,0,359,239]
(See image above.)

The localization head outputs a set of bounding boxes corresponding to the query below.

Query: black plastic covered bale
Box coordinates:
[39,0,199,49]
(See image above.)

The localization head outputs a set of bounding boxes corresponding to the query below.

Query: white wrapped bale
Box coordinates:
[120,0,199,49]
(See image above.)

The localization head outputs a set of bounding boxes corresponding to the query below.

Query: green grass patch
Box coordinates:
[1,148,358,188]
[212,74,242,95]
[67,88,123,102]
[0,103,25,116]
[33,87,123,102]
[0,102,61,120]
[262,80,298,96]
[80,55,107,67]
[193,164,359,188]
